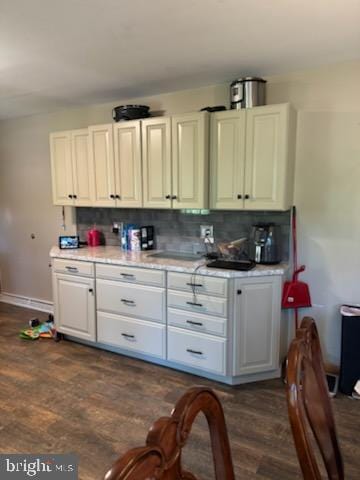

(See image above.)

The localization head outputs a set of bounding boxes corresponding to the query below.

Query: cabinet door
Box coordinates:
[53,273,95,341]
[142,117,172,209]
[172,112,209,209]
[233,276,281,376]
[113,121,142,207]
[50,131,74,205]
[88,124,116,206]
[210,110,246,209]
[71,129,94,206]
[244,104,290,210]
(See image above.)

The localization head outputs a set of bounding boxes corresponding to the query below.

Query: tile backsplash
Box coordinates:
[76,208,291,260]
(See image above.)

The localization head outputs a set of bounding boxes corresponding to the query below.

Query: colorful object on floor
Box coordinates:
[19,321,56,340]
[281,206,311,329]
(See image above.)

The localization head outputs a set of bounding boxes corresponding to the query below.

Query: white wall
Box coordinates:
[0,84,228,303]
[267,61,360,364]
[1,60,360,364]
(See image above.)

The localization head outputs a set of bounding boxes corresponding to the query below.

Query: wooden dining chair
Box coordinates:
[103,386,235,480]
[286,316,344,479]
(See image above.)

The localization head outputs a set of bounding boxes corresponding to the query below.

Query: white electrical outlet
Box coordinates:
[200,225,214,238]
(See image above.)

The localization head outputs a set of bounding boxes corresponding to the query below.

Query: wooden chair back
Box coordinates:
[104,386,235,480]
[286,316,344,479]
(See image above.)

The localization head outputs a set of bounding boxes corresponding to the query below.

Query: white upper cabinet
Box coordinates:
[210,103,295,211]
[142,113,209,210]
[113,121,142,207]
[244,104,294,210]
[50,131,74,206]
[210,110,246,210]
[88,124,116,207]
[50,104,294,211]
[172,112,209,209]
[71,129,94,206]
[142,117,172,209]
[50,129,94,206]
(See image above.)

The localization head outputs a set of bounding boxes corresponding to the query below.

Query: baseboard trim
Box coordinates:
[0,292,53,314]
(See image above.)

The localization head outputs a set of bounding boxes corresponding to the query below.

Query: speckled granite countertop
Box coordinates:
[50,246,288,278]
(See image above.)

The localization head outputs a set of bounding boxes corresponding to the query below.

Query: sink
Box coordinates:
[147,251,204,261]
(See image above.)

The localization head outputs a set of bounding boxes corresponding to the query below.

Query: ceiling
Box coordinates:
[0,0,359,119]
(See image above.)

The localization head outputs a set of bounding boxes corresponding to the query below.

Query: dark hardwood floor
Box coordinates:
[0,302,359,479]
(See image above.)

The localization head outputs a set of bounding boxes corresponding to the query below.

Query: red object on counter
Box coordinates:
[87,227,101,247]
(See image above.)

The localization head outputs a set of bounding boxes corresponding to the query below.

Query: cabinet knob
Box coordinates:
[171,195,177,200]
[110,194,115,199]
[68,194,73,199]
[244,194,250,200]
[165,195,171,199]
[115,194,121,200]
[237,289,242,295]
[73,194,77,199]
[88,288,93,293]
[237,194,242,199]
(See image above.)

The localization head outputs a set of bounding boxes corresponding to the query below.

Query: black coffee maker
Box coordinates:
[249,223,281,264]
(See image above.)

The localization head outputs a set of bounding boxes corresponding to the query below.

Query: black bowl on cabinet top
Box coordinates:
[112,105,150,122]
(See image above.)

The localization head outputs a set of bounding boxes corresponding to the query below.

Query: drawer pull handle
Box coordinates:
[186,320,203,326]
[121,333,135,339]
[186,301,203,307]
[186,282,203,288]
[65,266,78,272]
[187,348,203,355]
[120,273,135,278]
[121,298,136,305]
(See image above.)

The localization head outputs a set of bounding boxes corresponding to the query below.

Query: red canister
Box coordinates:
[87,227,101,247]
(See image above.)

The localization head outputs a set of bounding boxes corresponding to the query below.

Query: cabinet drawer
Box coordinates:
[96,263,165,287]
[168,308,227,337]
[98,312,165,359]
[168,327,226,375]
[97,279,165,323]
[168,272,227,297]
[167,290,227,318]
[53,258,94,277]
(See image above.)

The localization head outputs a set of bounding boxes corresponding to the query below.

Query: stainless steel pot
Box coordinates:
[230,77,266,109]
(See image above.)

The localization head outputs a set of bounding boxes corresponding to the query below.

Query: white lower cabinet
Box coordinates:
[167,272,227,297]
[96,263,165,287]
[53,272,95,341]
[233,276,281,376]
[97,312,165,359]
[167,290,227,318]
[168,308,227,337]
[52,258,284,385]
[96,279,165,323]
[168,327,226,375]
[95,265,166,359]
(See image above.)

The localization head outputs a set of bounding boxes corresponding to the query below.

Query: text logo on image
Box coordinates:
[0,454,78,479]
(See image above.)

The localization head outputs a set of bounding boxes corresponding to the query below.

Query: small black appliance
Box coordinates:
[59,235,80,249]
[248,223,281,264]
[140,226,155,251]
